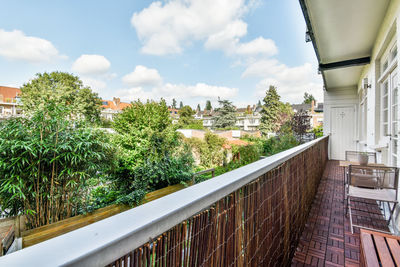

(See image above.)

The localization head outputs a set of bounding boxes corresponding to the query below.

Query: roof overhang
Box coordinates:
[299,0,390,90]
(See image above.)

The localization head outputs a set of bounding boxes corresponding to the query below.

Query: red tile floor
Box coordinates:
[291,160,389,266]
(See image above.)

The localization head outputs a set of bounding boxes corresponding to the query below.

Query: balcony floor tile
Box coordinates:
[291,160,388,267]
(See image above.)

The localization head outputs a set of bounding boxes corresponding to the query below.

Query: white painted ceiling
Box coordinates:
[304,0,390,90]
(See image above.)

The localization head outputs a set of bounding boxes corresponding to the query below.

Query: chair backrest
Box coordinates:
[345,151,377,163]
[349,165,399,191]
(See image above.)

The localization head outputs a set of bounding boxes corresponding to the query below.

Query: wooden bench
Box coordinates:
[360,229,400,267]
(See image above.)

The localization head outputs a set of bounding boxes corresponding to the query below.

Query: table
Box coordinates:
[360,229,400,266]
[339,161,385,167]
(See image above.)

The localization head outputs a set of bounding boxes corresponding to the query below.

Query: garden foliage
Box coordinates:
[213,99,237,129]
[111,100,194,205]
[0,105,113,228]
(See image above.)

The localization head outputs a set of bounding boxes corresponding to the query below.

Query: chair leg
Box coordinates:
[388,202,397,226]
[348,197,354,234]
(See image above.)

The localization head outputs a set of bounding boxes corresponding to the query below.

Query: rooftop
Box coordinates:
[0,86,21,100]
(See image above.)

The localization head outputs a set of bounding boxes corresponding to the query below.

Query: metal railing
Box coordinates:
[0,136,328,266]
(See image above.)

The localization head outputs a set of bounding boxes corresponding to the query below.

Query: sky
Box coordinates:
[0,0,323,108]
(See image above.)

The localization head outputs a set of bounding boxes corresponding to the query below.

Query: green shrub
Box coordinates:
[185,131,226,168]
[179,119,204,130]
[0,110,114,228]
[112,100,195,206]
[264,134,299,156]
[312,125,323,138]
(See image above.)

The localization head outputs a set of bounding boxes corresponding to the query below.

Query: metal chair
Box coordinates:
[344,151,377,200]
[346,165,399,233]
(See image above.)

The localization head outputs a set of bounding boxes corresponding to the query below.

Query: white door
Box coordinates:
[330,106,356,160]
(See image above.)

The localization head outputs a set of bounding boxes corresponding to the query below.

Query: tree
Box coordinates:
[303,92,316,104]
[277,102,294,134]
[179,101,183,109]
[112,100,194,205]
[20,72,102,123]
[196,104,201,112]
[260,86,281,135]
[292,110,311,143]
[257,100,262,107]
[185,131,226,168]
[178,105,196,126]
[205,100,212,111]
[172,98,177,109]
[0,104,113,228]
[213,99,237,129]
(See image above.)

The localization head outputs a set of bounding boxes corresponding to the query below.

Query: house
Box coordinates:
[300,0,394,163]
[0,86,22,119]
[198,105,261,131]
[311,102,323,127]
[291,100,324,128]
[101,97,131,121]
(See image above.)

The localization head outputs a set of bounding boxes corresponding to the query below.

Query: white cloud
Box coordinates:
[0,29,65,62]
[204,20,247,52]
[72,54,111,75]
[246,60,323,103]
[131,0,277,59]
[160,82,238,99]
[236,37,278,56]
[122,65,162,86]
[118,83,238,103]
[131,0,254,55]
[119,65,237,102]
[80,77,107,92]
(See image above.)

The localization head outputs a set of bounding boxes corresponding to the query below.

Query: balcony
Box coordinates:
[1,135,394,266]
[0,136,327,266]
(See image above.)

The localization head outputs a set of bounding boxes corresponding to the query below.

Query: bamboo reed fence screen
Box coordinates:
[108,137,328,267]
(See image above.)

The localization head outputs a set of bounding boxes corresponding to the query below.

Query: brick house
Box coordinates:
[0,86,22,119]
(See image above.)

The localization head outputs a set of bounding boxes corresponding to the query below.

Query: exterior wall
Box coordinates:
[235,115,261,131]
[311,113,323,127]
[355,0,400,165]
[0,103,21,118]
[324,0,400,163]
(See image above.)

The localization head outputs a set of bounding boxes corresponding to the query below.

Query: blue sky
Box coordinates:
[0,0,322,108]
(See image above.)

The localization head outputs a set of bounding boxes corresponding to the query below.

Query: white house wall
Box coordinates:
[351,0,400,166]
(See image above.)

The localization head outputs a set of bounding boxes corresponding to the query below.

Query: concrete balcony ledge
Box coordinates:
[0,136,328,267]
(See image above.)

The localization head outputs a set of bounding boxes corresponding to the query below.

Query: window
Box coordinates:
[382,57,389,73]
[377,36,399,166]
[382,80,389,136]
[359,87,367,141]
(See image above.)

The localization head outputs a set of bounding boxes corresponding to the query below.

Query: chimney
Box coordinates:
[311,100,315,113]
[113,97,121,107]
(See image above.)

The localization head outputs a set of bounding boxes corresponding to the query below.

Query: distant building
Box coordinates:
[195,105,261,131]
[0,86,22,119]
[168,108,180,124]
[291,100,324,128]
[101,97,131,121]
[235,105,262,131]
